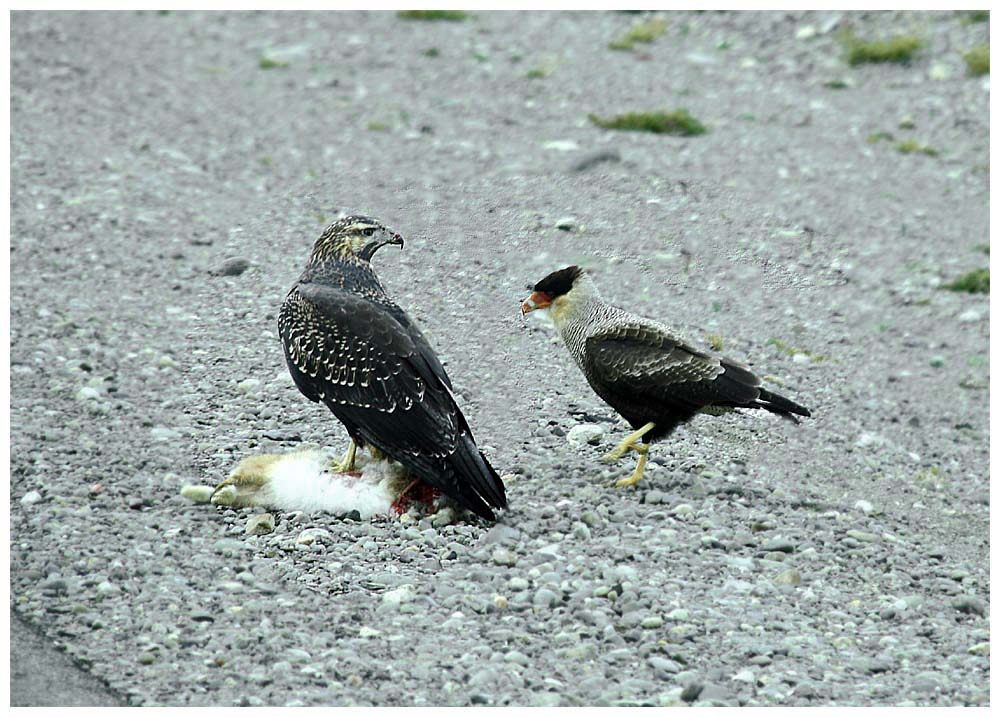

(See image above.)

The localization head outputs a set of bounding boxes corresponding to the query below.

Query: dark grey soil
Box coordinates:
[10,10,989,707]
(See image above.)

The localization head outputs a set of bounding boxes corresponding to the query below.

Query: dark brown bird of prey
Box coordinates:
[521,265,810,487]
[278,215,506,520]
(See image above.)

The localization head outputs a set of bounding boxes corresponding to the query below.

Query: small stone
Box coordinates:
[929,62,953,80]
[430,507,457,528]
[846,529,879,543]
[968,642,989,656]
[667,608,689,621]
[493,594,508,610]
[245,513,275,535]
[732,669,755,683]
[75,386,101,401]
[648,655,680,676]
[898,115,916,129]
[959,310,982,324]
[641,616,664,629]
[138,652,156,665]
[571,522,591,541]
[211,257,251,276]
[645,490,665,505]
[567,424,604,445]
[680,681,704,702]
[491,548,516,567]
[760,538,796,553]
[504,650,531,665]
[533,588,559,609]
[774,569,801,586]
[180,484,214,503]
[382,585,416,606]
[237,378,262,394]
[150,426,179,442]
[21,490,42,505]
[358,626,381,638]
[508,577,530,591]
[854,432,885,449]
[568,148,621,172]
[296,528,331,545]
[854,499,874,514]
[672,503,694,517]
[796,25,816,39]
[929,355,945,368]
[95,581,120,597]
[951,595,986,617]
[555,217,577,231]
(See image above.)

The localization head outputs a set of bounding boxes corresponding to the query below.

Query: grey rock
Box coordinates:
[245,513,275,535]
[951,595,986,617]
[567,424,604,445]
[533,588,559,609]
[211,257,251,276]
[568,148,621,172]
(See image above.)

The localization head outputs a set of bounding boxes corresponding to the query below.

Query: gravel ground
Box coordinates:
[10,10,989,707]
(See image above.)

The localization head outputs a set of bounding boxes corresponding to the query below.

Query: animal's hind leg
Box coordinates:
[602,421,656,462]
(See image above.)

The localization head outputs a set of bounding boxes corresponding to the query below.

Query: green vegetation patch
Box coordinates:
[422,47,440,58]
[842,33,923,66]
[589,109,706,136]
[397,10,467,21]
[895,139,939,156]
[943,267,989,294]
[259,56,289,70]
[766,337,827,363]
[609,17,668,51]
[963,10,989,23]
[964,45,989,76]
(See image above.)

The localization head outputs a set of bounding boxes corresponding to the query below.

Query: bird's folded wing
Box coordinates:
[280,282,461,456]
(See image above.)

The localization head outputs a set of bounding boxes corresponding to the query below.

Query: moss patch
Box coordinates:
[767,337,827,363]
[963,10,989,23]
[943,268,989,294]
[397,10,467,21]
[895,139,938,156]
[609,17,668,51]
[421,47,440,58]
[964,45,989,76]
[589,109,706,136]
[258,56,289,70]
[842,33,923,66]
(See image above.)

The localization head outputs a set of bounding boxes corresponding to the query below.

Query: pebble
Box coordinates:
[774,569,801,586]
[508,577,530,591]
[491,548,517,567]
[648,655,681,676]
[796,25,816,39]
[180,484,214,503]
[21,490,42,505]
[571,522,591,541]
[245,513,275,535]
[237,378,262,394]
[846,530,879,543]
[568,148,621,173]
[211,257,251,276]
[96,581,120,597]
[853,499,874,514]
[382,585,416,606]
[644,490,665,505]
[75,386,101,401]
[295,528,331,545]
[968,642,989,656]
[958,309,981,323]
[666,608,689,620]
[680,681,703,702]
[567,424,604,446]
[760,538,796,553]
[929,355,945,368]
[150,426,180,442]
[555,217,577,231]
[358,626,381,637]
[641,616,664,629]
[533,588,559,608]
[951,595,986,617]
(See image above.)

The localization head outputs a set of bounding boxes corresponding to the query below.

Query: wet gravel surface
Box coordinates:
[10,10,989,706]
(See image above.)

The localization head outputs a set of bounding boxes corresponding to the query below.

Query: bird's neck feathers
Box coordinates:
[551,273,602,328]
[308,230,358,265]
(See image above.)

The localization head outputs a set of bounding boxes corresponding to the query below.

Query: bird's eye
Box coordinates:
[362,228,376,237]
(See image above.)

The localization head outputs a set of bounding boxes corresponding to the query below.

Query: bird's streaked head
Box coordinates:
[521,265,595,322]
[310,214,404,264]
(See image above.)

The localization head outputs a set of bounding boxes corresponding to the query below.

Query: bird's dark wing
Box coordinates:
[278,282,505,518]
[585,322,762,413]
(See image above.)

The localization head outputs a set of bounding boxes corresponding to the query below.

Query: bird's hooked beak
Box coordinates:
[520,290,553,317]
[358,230,405,262]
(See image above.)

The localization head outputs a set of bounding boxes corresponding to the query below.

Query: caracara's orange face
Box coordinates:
[521,265,583,317]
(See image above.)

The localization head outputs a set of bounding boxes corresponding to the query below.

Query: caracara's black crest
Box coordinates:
[534,265,583,297]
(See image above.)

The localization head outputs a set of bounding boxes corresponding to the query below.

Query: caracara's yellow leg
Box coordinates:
[615,445,650,488]
[602,422,656,462]
[331,440,358,473]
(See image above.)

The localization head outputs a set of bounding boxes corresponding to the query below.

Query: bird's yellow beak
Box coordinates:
[521,291,553,316]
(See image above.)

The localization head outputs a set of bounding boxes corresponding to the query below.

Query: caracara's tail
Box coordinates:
[754,387,812,421]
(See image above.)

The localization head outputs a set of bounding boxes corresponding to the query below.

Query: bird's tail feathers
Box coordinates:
[754,388,812,419]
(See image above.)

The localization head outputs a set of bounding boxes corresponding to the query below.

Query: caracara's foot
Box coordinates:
[614,450,650,488]
[601,421,656,463]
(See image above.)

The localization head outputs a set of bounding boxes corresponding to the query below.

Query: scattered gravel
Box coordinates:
[10,9,988,709]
